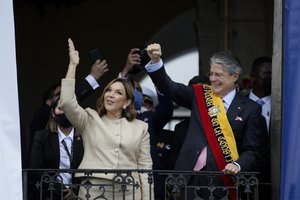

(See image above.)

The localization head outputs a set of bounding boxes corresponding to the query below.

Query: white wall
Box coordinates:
[0,0,23,199]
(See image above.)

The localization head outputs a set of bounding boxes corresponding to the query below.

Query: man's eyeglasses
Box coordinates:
[207,72,228,79]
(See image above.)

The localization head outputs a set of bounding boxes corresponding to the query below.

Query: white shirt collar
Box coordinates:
[58,126,75,143]
[222,88,236,106]
[249,90,271,104]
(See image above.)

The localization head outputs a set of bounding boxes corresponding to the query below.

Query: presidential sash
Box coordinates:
[193,84,239,200]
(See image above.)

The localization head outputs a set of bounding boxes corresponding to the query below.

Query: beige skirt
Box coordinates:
[78,177,141,200]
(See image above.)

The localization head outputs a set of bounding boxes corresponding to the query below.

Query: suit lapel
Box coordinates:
[226,93,246,124]
[49,132,60,168]
[72,135,83,168]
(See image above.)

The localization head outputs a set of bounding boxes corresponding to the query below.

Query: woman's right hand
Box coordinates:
[68,38,79,66]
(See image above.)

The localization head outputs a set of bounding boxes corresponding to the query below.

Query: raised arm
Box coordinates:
[61,38,108,134]
[145,43,194,109]
[66,38,79,79]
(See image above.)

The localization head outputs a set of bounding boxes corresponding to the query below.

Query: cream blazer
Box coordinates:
[60,79,153,199]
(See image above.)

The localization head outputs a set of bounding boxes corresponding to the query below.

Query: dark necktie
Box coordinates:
[256,99,265,106]
[61,138,73,163]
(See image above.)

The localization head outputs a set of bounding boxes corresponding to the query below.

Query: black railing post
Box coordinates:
[22,170,28,200]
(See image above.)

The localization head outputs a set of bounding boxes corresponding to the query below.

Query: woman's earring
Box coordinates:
[123,105,126,110]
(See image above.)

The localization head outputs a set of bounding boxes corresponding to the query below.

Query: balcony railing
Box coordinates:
[23,169,259,200]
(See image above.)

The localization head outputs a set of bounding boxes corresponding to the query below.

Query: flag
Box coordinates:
[282,1,300,199]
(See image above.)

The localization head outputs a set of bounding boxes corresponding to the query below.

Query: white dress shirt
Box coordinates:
[222,89,236,112]
[58,127,75,185]
[249,90,271,132]
[85,74,99,89]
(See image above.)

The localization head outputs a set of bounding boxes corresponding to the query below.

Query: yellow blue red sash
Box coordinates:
[193,84,239,200]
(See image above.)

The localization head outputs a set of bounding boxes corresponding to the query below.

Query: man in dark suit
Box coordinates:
[144,44,267,199]
[157,75,210,170]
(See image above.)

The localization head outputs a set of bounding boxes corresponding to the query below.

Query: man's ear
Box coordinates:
[233,73,240,82]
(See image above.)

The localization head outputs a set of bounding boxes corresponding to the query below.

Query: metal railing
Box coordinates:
[23,169,259,200]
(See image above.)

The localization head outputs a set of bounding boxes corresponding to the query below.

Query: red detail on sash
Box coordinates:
[193,84,237,200]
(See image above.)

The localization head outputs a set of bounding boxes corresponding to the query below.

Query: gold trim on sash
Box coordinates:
[203,84,239,162]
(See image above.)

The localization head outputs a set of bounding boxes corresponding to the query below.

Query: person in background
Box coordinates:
[29,58,105,156]
[248,56,272,200]
[60,38,153,199]
[249,56,272,131]
[29,95,87,200]
[144,43,267,199]
[29,83,60,153]
[119,47,173,200]
[141,86,159,112]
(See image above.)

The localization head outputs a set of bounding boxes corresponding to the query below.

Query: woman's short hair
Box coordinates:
[96,78,137,121]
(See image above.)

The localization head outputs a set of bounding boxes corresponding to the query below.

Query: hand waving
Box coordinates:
[68,38,79,66]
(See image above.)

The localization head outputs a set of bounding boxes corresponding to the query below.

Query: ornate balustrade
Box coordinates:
[22,169,259,200]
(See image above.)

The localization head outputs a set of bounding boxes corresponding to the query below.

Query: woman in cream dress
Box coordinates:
[60,38,153,199]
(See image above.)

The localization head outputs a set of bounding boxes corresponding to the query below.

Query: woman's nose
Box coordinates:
[107,91,114,97]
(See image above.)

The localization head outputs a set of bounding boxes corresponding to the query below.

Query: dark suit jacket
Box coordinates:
[243,93,271,172]
[157,118,190,170]
[137,92,173,170]
[148,66,267,173]
[29,129,84,200]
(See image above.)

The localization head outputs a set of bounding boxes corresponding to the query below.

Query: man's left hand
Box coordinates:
[222,163,240,174]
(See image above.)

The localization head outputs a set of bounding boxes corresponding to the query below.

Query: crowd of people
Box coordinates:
[26,38,272,200]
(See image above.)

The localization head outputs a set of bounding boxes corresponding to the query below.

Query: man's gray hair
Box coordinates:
[209,51,242,74]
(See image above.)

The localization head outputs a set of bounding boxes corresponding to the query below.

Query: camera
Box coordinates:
[129,48,151,74]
